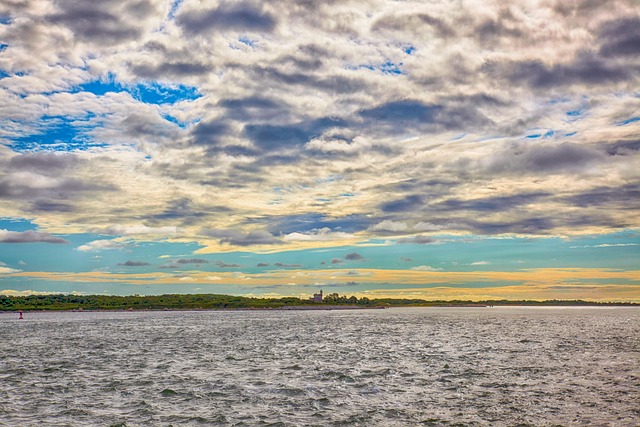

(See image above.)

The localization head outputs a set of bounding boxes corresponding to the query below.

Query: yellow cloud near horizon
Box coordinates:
[5,267,639,302]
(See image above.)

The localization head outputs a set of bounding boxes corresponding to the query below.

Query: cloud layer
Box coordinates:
[0,1,638,299]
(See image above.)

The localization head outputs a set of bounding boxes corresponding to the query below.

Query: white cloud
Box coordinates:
[0,267,21,274]
[91,225,178,236]
[76,239,126,252]
[410,265,442,271]
[283,228,353,242]
[368,220,410,233]
[470,261,490,265]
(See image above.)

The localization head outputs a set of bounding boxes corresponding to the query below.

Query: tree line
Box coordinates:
[0,293,635,311]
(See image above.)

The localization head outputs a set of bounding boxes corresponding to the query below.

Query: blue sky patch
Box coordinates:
[8,115,105,152]
[348,61,404,75]
[525,129,554,139]
[616,116,640,126]
[0,218,39,232]
[74,76,201,105]
[238,36,256,47]
[168,0,184,20]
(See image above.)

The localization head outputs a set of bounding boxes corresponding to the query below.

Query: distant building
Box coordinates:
[310,289,323,303]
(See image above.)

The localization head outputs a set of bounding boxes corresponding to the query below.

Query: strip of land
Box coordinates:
[1,293,637,311]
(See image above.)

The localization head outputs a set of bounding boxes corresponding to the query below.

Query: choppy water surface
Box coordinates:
[1,307,638,426]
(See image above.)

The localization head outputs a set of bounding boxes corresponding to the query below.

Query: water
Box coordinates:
[1,307,638,426]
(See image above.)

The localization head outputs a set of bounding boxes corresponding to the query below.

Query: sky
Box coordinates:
[0,0,638,301]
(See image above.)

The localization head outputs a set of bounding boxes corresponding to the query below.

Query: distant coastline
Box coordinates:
[1,293,637,312]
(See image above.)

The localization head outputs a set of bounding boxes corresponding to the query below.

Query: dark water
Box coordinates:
[0,307,638,426]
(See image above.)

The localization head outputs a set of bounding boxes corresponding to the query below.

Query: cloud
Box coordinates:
[368,220,410,234]
[46,0,164,45]
[91,225,178,236]
[177,2,277,35]
[345,252,364,261]
[118,260,151,267]
[410,265,442,271]
[177,258,208,264]
[487,142,606,174]
[598,17,640,58]
[0,289,64,296]
[274,262,302,268]
[0,266,21,274]
[0,230,69,244]
[470,261,491,266]
[570,243,639,249]
[379,195,424,213]
[216,261,242,268]
[76,239,125,251]
[331,258,343,264]
[397,236,437,245]
[202,229,282,246]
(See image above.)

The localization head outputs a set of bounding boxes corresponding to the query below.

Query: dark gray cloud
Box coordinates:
[249,66,368,94]
[219,96,290,122]
[0,176,116,200]
[257,262,270,267]
[360,100,441,123]
[0,230,69,244]
[600,139,640,156]
[28,200,75,213]
[243,117,347,151]
[434,192,551,213]
[560,184,640,209]
[396,236,437,244]
[464,217,556,235]
[358,99,490,133]
[202,228,282,246]
[190,121,231,147]
[487,142,606,174]
[274,262,302,268]
[216,261,242,268]
[120,113,180,139]
[131,61,211,78]
[177,2,276,35]
[176,258,208,264]
[331,258,343,264]
[372,12,454,38]
[492,53,633,89]
[345,252,364,261]
[475,20,522,44]
[148,198,207,225]
[380,195,424,213]
[8,152,81,171]
[47,0,155,44]
[598,17,640,57]
[119,260,151,266]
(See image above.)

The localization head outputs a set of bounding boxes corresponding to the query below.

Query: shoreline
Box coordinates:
[3,303,638,314]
